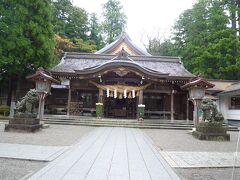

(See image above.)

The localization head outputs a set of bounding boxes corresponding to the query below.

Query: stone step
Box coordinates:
[42,118,239,131]
[42,119,194,127]
[42,117,194,125]
[43,121,193,130]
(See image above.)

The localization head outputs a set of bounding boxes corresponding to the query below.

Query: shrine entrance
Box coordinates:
[104,96,137,119]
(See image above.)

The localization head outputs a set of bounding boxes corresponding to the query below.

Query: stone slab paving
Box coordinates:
[27,127,180,180]
[160,151,240,168]
[0,143,69,161]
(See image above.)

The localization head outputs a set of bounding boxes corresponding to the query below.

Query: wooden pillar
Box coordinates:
[186,94,189,123]
[67,86,71,116]
[139,90,143,104]
[171,90,174,122]
[99,89,103,103]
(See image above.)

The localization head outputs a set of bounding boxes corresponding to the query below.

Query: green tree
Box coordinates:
[102,0,127,44]
[65,6,88,39]
[89,13,104,50]
[0,0,55,105]
[147,37,177,56]
[52,0,72,36]
[52,0,88,39]
[172,0,240,80]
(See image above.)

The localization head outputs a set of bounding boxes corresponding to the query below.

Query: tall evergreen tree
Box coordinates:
[147,37,177,56]
[52,0,72,36]
[52,0,88,39]
[89,13,104,50]
[102,0,127,44]
[0,0,55,105]
[172,0,240,79]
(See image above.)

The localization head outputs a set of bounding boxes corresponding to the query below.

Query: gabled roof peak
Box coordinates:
[95,32,151,56]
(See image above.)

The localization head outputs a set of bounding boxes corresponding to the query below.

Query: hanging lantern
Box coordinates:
[119,93,123,99]
[110,91,113,97]
[114,89,117,98]
[132,90,135,98]
[128,92,132,99]
[124,89,127,98]
[106,88,110,97]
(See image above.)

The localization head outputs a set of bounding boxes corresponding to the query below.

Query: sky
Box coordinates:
[72,0,196,47]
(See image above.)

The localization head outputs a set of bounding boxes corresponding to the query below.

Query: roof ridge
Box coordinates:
[64,52,180,60]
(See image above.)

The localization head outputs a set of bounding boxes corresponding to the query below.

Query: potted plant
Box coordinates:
[96,102,103,119]
[137,104,145,122]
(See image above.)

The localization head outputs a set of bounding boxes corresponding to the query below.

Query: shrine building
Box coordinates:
[46,33,198,120]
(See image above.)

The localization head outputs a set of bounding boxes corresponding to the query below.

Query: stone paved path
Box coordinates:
[27,127,179,180]
[160,151,240,168]
[0,143,68,161]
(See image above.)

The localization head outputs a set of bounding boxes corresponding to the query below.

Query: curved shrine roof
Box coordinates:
[51,52,194,78]
[51,33,194,79]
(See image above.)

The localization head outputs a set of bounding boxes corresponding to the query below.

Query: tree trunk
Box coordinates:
[236,0,240,36]
[6,75,17,106]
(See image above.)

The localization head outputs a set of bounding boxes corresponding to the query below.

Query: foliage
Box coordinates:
[0,0,55,105]
[0,0,55,76]
[89,13,104,50]
[200,97,224,123]
[147,38,177,56]
[52,0,88,40]
[52,0,72,36]
[0,105,10,116]
[96,103,103,118]
[54,35,97,60]
[102,0,127,44]
[137,104,145,119]
[147,0,240,80]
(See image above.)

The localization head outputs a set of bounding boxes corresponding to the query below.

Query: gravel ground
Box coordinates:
[143,129,240,152]
[176,168,240,180]
[0,122,95,146]
[143,129,240,180]
[0,158,46,180]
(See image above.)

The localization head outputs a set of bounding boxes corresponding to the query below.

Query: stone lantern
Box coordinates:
[27,67,59,121]
[182,77,214,127]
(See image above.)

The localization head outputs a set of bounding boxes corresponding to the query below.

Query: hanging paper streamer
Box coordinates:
[132,90,135,98]
[124,89,127,98]
[114,89,117,98]
[106,88,110,97]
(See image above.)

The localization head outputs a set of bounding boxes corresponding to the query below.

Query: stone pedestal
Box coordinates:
[5,115,41,132]
[193,131,230,141]
[193,125,230,141]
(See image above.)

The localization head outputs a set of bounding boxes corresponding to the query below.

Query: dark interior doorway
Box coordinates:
[104,97,136,118]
